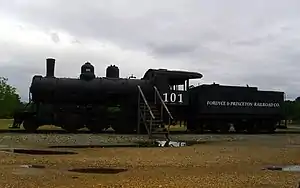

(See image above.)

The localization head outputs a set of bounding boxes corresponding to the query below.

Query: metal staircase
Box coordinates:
[137,85,173,139]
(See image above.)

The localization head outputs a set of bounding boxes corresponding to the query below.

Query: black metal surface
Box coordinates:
[189,83,284,116]
[80,62,95,81]
[106,65,119,78]
[46,58,55,77]
[30,76,154,104]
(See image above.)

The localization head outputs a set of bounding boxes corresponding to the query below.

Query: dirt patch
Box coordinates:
[0,148,77,155]
[68,167,128,174]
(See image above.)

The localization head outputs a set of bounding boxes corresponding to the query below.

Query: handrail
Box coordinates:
[153,86,174,120]
[137,85,155,119]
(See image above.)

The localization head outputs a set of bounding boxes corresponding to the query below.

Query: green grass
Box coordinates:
[167,125,187,132]
[0,119,12,129]
[0,119,187,131]
[0,119,63,130]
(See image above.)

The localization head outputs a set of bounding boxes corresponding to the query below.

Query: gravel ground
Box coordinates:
[0,131,299,187]
[0,132,248,147]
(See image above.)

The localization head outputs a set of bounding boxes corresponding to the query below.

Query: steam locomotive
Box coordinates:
[12,58,285,134]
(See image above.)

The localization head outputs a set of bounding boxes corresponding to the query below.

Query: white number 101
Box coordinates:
[163,93,183,103]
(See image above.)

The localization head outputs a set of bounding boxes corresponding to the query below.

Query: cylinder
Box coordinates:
[106,65,119,78]
[46,58,55,77]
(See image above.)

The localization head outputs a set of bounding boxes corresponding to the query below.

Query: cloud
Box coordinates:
[0,0,300,101]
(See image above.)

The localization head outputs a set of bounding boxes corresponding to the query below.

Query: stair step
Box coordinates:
[140,104,159,108]
[143,109,159,112]
[141,109,160,113]
[146,119,163,122]
[144,114,161,118]
[152,127,168,131]
[145,121,163,124]
[140,107,160,111]
[145,111,160,114]
[144,110,160,114]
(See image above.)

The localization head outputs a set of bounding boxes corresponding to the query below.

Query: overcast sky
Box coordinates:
[0,0,299,101]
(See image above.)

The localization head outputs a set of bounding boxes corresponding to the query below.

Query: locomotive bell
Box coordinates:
[80,62,95,81]
[106,65,119,78]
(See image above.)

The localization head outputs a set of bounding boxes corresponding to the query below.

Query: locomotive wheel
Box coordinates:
[186,119,204,134]
[61,114,84,133]
[219,123,231,133]
[86,119,107,133]
[62,125,79,133]
[263,120,277,133]
[86,124,105,133]
[233,124,245,133]
[113,123,137,134]
[112,115,138,134]
[246,121,259,134]
[207,123,218,133]
[267,126,276,133]
[234,120,249,133]
[22,116,39,133]
[110,105,136,134]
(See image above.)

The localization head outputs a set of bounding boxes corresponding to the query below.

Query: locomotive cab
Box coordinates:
[142,68,203,128]
[143,68,203,106]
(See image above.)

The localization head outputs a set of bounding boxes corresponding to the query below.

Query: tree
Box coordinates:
[0,77,22,119]
[283,99,300,124]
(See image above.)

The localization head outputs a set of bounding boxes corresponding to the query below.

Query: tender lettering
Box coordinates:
[206,100,280,108]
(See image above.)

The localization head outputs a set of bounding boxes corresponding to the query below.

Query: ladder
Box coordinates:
[137,85,174,140]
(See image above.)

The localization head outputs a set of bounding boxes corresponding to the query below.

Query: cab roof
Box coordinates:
[143,68,203,81]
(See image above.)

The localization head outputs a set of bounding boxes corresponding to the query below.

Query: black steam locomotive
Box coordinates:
[12,58,285,134]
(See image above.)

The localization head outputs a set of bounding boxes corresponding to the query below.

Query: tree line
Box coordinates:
[0,77,25,119]
[283,99,300,123]
[0,76,300,122]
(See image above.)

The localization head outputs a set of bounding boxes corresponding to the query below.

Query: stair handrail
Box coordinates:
[137,85,155,119]
[153,86,174,120]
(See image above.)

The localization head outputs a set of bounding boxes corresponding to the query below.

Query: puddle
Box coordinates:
[49,143,140,148]
[13,168,46,176]
[19,164,46,169]
[286,143,300,148]
[0,148,77,155]
[282,165,300,172]
[68,167,128,174]
[263,165,300,172]
[135,140,204,147]
[49,140,203,149]
[12,165,46,176]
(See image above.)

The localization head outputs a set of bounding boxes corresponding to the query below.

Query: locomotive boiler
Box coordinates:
[30,59,154,105]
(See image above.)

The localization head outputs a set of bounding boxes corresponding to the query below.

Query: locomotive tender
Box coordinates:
[12,58,285,134]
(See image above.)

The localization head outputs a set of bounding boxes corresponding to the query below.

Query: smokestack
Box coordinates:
[46,58,55,77]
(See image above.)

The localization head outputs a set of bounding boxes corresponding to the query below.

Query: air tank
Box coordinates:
[80,62,95,81]
[106,65,119,78]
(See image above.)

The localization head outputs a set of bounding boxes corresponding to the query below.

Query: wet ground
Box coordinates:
[0,128,300,187]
